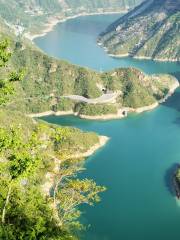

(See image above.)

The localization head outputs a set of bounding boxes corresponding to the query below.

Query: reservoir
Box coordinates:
[35,14,180,240]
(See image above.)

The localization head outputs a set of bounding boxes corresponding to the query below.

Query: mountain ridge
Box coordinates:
[0,0,143,35]
[98,0,180,62]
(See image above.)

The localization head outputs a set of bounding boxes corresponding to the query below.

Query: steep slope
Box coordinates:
[0,0,143,35]
[0,18,178,118]
[0,16,107,239]
[1,34,177,118]
[98,0,180,61]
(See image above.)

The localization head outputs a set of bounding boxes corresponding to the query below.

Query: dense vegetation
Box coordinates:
[0,2,177,117]
[98,0,180,61]
[0,119,105,239]
[0,25,175,117]
[0,0,143,35]
[9,42,176,114]
[0,38,106,239]
[75,103,118,116]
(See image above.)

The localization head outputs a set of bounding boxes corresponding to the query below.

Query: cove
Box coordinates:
[36,14,180,240]
[34,14,179,75]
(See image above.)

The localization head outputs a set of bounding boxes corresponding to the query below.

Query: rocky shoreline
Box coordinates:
[108,53,179,62]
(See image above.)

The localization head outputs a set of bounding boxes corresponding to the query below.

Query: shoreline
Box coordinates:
[42,135,109,195]
[25,10,179,63]
[28,110,74,118]
[78,103,159,120]
[108,53,179,63]
[28,79,179,120]
[69,135,109,159]
[25,11,126,41]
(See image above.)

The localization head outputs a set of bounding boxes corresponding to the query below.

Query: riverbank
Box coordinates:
[70,135,109,159]
[78,103,159,120]
[42,135,109,195]
[108,53,179,62]
[159,80,180,103]
[25,11,126,41]
[79,108,125,120]
[28,110,74,118]
[135,56,179,62]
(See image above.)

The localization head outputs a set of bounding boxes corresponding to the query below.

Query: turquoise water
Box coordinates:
[34,14,179,75]
[36,14,180,240]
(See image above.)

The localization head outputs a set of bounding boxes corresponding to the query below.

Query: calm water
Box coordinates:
[36,14,180,240]
[34,14,179,75]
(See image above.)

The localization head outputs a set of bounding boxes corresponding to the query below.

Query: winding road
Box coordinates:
[62,92,119,104]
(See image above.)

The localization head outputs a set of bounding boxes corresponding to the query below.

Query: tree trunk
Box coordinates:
[53,183,58,207]
[2,185,11,224]
[53,180,61,223]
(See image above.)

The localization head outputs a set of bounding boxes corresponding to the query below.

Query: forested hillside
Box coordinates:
[0,0,143,34]
[98,0,180,61]
[0,20,177,117]
[0,32,107,240]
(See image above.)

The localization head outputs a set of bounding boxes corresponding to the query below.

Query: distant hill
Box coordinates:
[98,0,180,61]
[0,0,143,35]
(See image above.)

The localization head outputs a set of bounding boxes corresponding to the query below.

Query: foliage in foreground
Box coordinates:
[0,40,105,239]
[0,39,24,105]
[0,124,105,239]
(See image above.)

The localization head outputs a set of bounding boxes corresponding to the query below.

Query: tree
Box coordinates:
[0,40,27,225]
[0,39,106,239]
[0,39,24,106]
[51,129,106,230]
[56,178,106,229]
[0,127,41,224]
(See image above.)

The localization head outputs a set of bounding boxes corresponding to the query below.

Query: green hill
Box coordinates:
[0,17,178,117]
[98,0,180,61]
[0,0,143,35]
